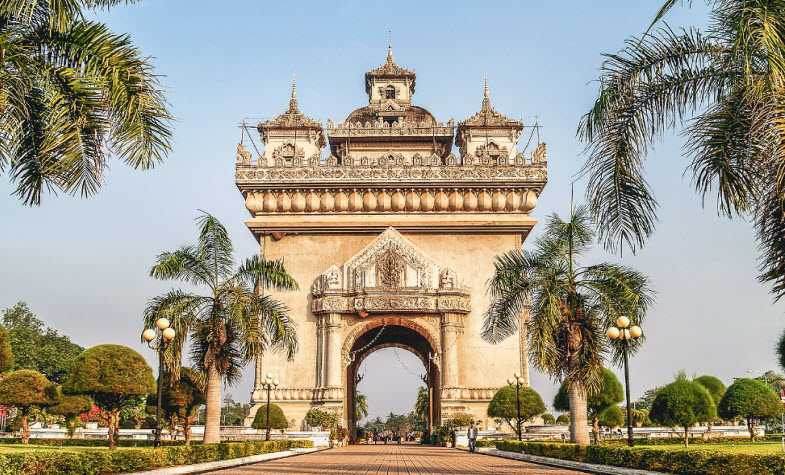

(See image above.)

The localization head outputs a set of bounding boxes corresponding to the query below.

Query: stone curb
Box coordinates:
[126,447,326,474]
[455,447,664,475]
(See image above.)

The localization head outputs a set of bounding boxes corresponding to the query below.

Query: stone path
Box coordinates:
[205,443,584,474]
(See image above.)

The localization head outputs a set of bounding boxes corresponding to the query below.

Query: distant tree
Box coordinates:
[0,370,58,443]
[556,413,570,425]
[627,408,650,428]
[414,386,429,429]
[598,406,624,429]
[448,412,475,428]
[695,375,726,430]
[49,395,92,438]
[555,368,624,442]
[719,378,782,440]
[0,326,13,373]
[487,385,546,436]
[385,413,410,437]
[650,374,716,446]
[1,303,83,382]
[355,392,369,422]
[251,403,287,431]
[160,368,205,444]
[541,413,556,425]
[220,398,250,426]
[634,386,662,411]
[364,416,386,435]
[63,345,155,449]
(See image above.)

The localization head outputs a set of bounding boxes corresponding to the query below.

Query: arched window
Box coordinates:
[385,85,396,99]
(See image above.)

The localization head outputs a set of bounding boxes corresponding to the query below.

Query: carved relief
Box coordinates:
[376,249,404,288]
[439,268,457,290]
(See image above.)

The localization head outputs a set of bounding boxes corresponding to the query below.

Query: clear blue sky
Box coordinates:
[2,1,782,421]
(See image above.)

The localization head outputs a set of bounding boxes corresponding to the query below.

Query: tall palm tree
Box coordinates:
[143,212,298,444]
[482,206,653,445]
[354,392,369,422]
[0,0,172,205]
[579,0,785,301]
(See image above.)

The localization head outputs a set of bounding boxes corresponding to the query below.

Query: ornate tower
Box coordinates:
[235,49,548,436]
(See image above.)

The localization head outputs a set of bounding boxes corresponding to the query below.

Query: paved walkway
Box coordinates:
[206,443,584,474]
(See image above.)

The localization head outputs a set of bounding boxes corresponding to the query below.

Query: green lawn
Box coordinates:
[635,442,785,456]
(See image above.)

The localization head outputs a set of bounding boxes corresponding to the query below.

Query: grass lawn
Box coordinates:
[634,441,785,455]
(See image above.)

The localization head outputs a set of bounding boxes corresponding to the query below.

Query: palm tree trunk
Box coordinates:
[567,384,589,446]
[203,365,222,444]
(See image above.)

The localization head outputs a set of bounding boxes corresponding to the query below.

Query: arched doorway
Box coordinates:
[345,321,441,443]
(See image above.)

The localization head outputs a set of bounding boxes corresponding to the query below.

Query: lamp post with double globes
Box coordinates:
[142,318,176,448]
[606,316,642,447]
[506,373,523,441]
[260,374,279,441]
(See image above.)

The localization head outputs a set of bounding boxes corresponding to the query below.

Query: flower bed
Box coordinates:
[0,439,312,474]
[494,440,785,475]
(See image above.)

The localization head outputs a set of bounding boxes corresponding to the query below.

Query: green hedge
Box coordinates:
[0,439,313,475]
[494,440,785,475]
[0,438,188,447]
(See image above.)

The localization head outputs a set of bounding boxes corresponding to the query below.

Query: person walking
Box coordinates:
[467,421,478,453]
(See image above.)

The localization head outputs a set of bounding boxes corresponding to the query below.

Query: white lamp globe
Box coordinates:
[273,379,279,386]
[142,329,156,342]
[615,316,630,329]
[606,327,620,340]
[162,327,176,341]
[629,325,643,338]
[155,318,170,330]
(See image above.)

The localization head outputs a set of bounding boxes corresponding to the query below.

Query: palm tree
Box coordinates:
[354,392,369,422]
[482,206,653,445]
[144,212,298,444]
[579,0,785,301]
[0,0,172,205]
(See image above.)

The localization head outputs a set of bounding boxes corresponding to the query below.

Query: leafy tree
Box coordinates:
[541,413,556,425]
[635,386,662,411]
[448,412,475,428]
[1,302,83,383]
[305,407,339,431]
[49,395,92,438]
[118,396,147,429]
[0,326,12,373]
[219,397,250,426]
[719,378,783,440]
[144,212,298,444]
[363,416,385,435]
[251,404,288,431]
[650,374,716,446]
[63,345,155,449]
[556,413,570,425]
[0,369,57,443]
[627,408,650,428]
[384,412,410,437]
[483,207,653,445]
[487,385,546,437]
[413,386,429,430]
[555,368,624,442]
[355,392,369,422]
[598,405,624,429]
[160,368,205,445]
[695,375,726,430]
[579,0,785,304]
[0,0,172,206]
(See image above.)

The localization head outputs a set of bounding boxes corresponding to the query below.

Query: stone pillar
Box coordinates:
[253,234,268,391]
[440,313,464,388]
[325,313,343,387]
[315,316,324,387]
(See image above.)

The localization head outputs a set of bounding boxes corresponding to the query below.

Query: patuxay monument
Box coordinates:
[234,47,548,440]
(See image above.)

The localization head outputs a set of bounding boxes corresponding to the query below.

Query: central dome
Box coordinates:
[344,105,436,125]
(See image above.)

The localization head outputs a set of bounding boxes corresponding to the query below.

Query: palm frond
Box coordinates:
[195,212,235,282]
[149,246,212,287]
[482,249,541,343]
[236,255,299,292]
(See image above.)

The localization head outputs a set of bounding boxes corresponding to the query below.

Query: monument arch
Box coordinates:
[236,47,547,434]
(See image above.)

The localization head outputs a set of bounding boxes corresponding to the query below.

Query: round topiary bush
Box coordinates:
[252,403,288,430]
[63,344,154,448]
[0,369,57,443]
[487,385,545,436]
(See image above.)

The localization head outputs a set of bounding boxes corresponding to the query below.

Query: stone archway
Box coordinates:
[344,318,441,443]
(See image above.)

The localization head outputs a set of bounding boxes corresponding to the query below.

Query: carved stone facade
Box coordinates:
[239,49,546,435]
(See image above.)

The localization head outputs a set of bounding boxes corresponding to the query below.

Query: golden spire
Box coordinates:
[386,29,394,64]
[481,76,492,112]
[288,76,299,113]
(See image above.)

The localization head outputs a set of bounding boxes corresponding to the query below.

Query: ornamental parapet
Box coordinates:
[251,386,344,403]
[311,289,471,315]
[326,119,455,138]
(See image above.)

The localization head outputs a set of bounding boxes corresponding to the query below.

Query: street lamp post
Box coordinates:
[507,373,523,441]
[606,316,642,447]
[260,374,279,441]
[142,318,176,448]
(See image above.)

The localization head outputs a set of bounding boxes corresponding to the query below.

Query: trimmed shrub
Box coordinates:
[598,405,624,428]
[0,369,58,443]
[251,403,288,430]
[487,385,546,436]
[719,378,782,440]
[0,439,313,474]
[650,375,716,445]
[541,413,556,425]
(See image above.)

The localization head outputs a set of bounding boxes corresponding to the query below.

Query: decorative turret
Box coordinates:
[364,46,416,107]
[456,79,524,165]
[257,80,324,166]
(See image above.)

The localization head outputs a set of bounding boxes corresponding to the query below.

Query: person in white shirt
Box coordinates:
[467,422,478,452]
